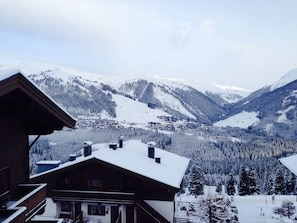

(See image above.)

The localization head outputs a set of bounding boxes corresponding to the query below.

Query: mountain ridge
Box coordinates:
[2,63,297,139]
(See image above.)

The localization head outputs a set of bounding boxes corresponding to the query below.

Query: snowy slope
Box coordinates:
[118,78,227,123]
[202,82,251,104]
[213,111,260,129]
[270,68,297,91]
[151,74,251,104]
[105,93,171,127]
[152,85,196,119]
[214,69,297,137]
[25,68,176,128]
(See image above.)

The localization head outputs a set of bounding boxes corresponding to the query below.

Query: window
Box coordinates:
[61,201,71,212]
[64,177,72,188]
[0,167,9,196]
[87,204,105,216]
[87,179,103,190]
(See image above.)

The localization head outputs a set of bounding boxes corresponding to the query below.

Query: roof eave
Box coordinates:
[0,71,76,132]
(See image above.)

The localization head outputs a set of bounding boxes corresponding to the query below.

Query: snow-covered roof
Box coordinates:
[0,69,20,81]
[279,154,297,176]
[32,140,190,189]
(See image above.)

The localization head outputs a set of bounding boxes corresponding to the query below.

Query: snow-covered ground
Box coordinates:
[235,195,297,223]
[176,186,297,223]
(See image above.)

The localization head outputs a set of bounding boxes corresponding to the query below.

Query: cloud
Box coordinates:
[0,0,150,53]
[1,0,296,90]
[152,74,185,82]
[169,23,192,47]
[199,20,216,33]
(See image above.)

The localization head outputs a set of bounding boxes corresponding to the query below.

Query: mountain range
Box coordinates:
[14,65,297,139]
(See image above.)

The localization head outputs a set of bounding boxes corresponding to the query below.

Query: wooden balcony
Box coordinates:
[52,189,135,204]
[1,184,47,223]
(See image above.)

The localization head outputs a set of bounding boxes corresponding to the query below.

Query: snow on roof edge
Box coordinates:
[0,68,20,81]
[0,68,77,124]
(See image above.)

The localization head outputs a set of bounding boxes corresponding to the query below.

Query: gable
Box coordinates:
[0,70,76,134]
[31,157,180,202]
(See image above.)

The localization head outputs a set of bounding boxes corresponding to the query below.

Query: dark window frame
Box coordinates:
[88,179,103,190]
[87,204,105,216]
[61,201,72,212]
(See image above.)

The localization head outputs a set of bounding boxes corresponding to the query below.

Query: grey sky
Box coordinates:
[1,0,297,90]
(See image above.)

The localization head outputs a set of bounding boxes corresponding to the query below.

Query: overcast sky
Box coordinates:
[1,0,297,90]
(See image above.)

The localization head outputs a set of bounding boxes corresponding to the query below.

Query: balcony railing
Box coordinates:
[1,184,47,223]
[52,189,135,204]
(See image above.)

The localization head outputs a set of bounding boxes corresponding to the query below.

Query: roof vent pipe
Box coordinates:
[118,136,124,148]
[155,157,161,164]
[148,142,156,159]
[83,141,93,157]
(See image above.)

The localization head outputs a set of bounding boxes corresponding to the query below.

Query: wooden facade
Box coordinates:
[0,69,76,222]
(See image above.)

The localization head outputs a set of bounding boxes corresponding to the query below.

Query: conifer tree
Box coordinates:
[266,176,275,195]
[248,168,259,194]
[189,164,204,195]
[286,173,296,195]
[238,166,249,196]
[275,169,287,195]
[226,173,236,195]
[216,182,222,194]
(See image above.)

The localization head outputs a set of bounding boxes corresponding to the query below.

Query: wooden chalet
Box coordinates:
[0,69,76,222]
[30,139,190,223]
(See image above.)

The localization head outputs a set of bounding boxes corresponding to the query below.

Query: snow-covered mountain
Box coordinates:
[203,83,252,106]
[117,79,226,123]
[215,69,297,138]
[4,62,297,139]
[270,68,297,91]
[25,68,229,126]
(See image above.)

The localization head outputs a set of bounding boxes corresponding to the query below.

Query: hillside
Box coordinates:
[216,69,297,139]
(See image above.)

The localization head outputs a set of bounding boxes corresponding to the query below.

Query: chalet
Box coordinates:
[30,139,190,223]
[0,69,76,222]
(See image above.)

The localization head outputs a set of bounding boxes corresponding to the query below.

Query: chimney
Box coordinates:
[118,136,124,148]
[148,142,156,159]
[83,141,93,157]
[109,143,118,150]
[69,154,76,161]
